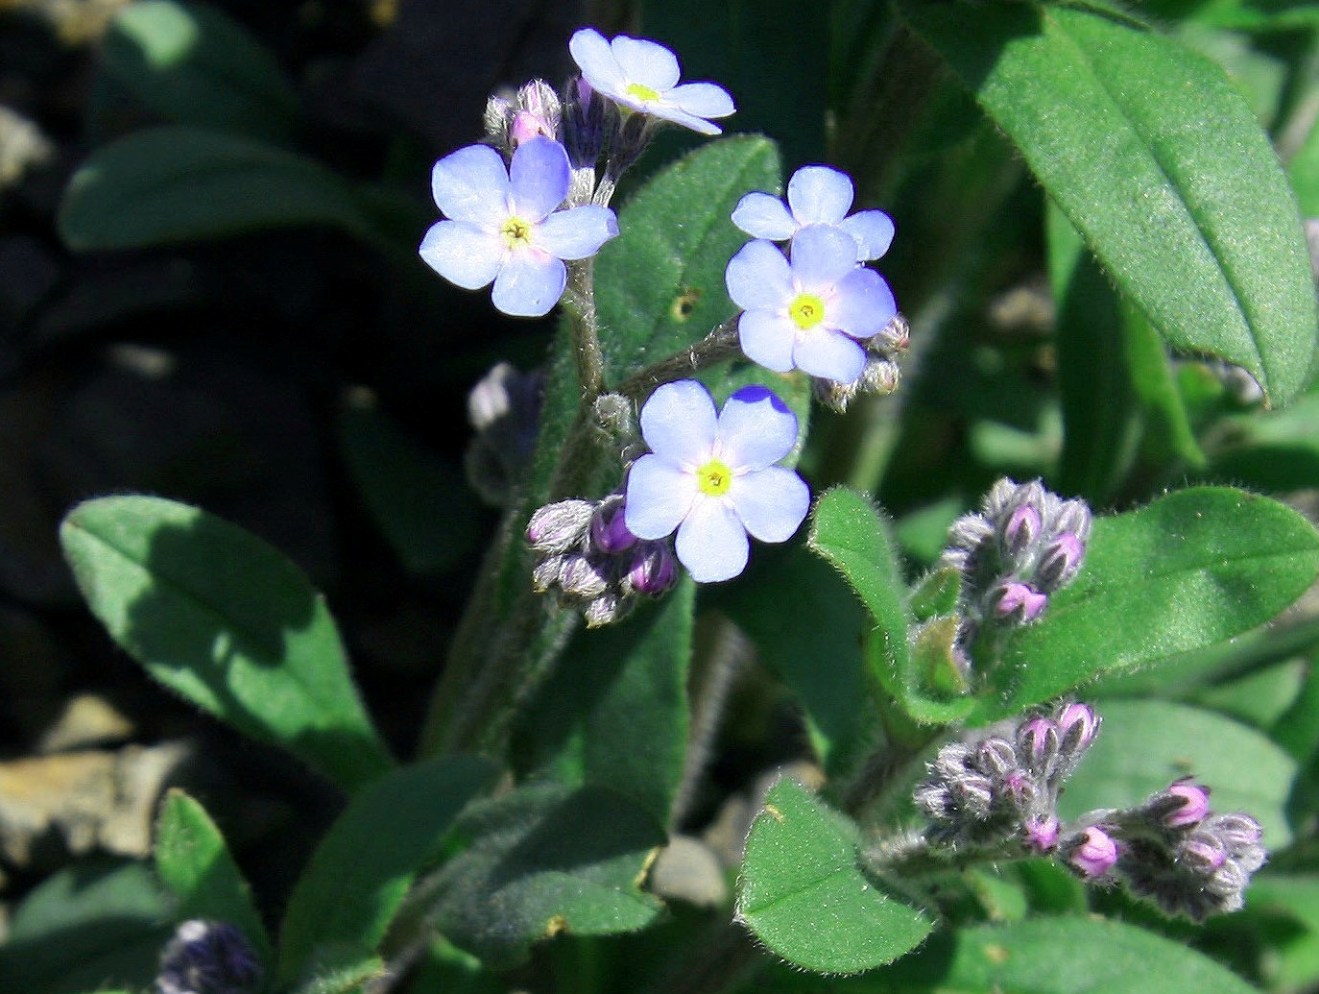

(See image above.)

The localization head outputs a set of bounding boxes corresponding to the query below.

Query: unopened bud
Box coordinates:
[557,553,610,599]
[1055,701,1099,754]
[1024,815,1060,853]
[591,497,637,555]
[626,541,678,597]
[1016,717,1058,772]
[583,589,629,628]
[527,500,595,554]
[992,581,1048,623]
[1036,532,1086,589]
[1159,781,1211,829]
[156,920,262,994]
[1003,504,1042,558]
[1064,827,1119,879]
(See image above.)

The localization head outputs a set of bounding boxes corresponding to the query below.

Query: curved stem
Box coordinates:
[615,316,743,403]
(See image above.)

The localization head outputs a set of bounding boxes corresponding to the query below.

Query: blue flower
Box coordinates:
[625,380,809,583]
[569,28,735,136]
[731,165,895,262]
[419,137,618,317]
[725,225,897,382]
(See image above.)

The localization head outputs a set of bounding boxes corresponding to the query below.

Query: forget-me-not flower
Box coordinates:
[569,28,735,136]
[732,165,895,262]
[625,380,809,583]
[419,137,618,317]
[725,225,897,382]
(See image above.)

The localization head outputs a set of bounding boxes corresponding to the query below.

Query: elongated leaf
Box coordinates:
[737,777,932,974]
[102,0,298,142]
[904,1,1317,405]
[594,135,780,384]
[1061,699,1297,846]
[970,487,1319,722]
[60,495,393,791]
[59,126,380,251]
[430,783,665,968]
[277,756,497,983]
[513,580,695,825]
[155,790,270,960]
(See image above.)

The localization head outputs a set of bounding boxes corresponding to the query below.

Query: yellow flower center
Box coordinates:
[696,458,733,497]
[500,215,534,250]
[789,292,826,330]
[626,81,662,103]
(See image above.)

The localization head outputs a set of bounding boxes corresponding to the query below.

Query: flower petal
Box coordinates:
[839,210,895,261]
[491,250,566,317]
[538,205,619,259]
[639,379,718,463]
[509,137,571,220]
[793,328,867,382]
[675,499,749,582]
[418,220,503,289]
[789,224,861,289]
[667,82,735,120]
[610,34,681,91]
[644,103,723,135]
[569,28,626,95]
[737,309,797,372]
[431,144,509,229]
[725,239,792,310]
[625,454,698,539]
[730,193,796,240]
[716,385,798,470]
[730,466,810,543]
[829,267,897,338]
[787,166,853,226]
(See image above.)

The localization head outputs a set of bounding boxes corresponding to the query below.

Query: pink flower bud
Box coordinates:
[1163,781,1211,829]
[993,581,1048,623]
[1055,701,1099,752]
[1003,504,1042,556]
[1025,815,1060,853]
[1068,827,1119,879]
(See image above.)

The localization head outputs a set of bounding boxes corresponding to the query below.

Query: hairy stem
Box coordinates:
[615,316,743,403]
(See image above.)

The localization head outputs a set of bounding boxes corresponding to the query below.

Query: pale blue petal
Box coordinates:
[716,385,798,470]
[790,224,861,289]
[830,267,896,338]
[611,34,681,90]
[668,82,735,119]
[569,29,626,96]
[737,309,797,372]
[676,499,749,583]
[839,210,895,261]
[418,220,503,289]
[431,144,509,229]
[725,239,792,310]
[793,328,866,381]
[491,250,565,317]
[646,103,722,135]
[625,454,697,539]
[640,379,718,463]
[509,137,571,220]
[538,205,618,259]
[731,193,795,240]
[787,166,853,226]
[730,466,810,543]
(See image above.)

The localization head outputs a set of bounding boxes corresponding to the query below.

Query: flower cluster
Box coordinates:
[156,920,262,994]
[1059,781,1267,920]
[915,700,1100,853]
[937,478,1092,652]
[725,165,899,384]
[527,492,679,627]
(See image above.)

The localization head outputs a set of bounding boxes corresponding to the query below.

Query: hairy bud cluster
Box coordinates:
[465,362,545,507]
[1059,780,1267,920]
[937,478,1092,652]
[914,701,1099,852]
[156,920,262,994]
[813,314,909,413]
[527,492,678,626]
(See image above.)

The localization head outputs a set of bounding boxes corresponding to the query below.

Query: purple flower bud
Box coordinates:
[1036,532,1086,589]
[591,498,638,554]
[627,541,678,597]
[1162,781,1211,829]
[993,581,1048,623]
[950,774,996,819]
[1206,812,1263,852]
[1055,702,1099,753]
[527,499,595,553]
[156,920,262,994]
[1179,834,1228,873]
[1025,815,1060,853]
[1066,827,1119,879]
[976,736,1018,777]
[1017,717,1058,769]
[1053,499,1093,542]
[1003,504,1042,558]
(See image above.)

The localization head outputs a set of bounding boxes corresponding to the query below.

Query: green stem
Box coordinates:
[615,316,743,403]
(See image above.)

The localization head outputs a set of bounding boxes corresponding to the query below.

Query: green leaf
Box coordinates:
[1291,108,1319,216]
[888,916,1260,993]
[904,1,1317,405]
[154,789,270,960]
[809,486,971,725]
[513,581,695,825]
[971,487,1319,721]
[102,0,298,142]
[59,126,381,251]
[1247,874,1319,990]
[430,783,665,968]
[1060,699,1297,846]
[737,777,933,974]
[60,495,393,792]
[594,135,780,385]
[277,755,497,983]
[0,859,171,994]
